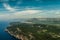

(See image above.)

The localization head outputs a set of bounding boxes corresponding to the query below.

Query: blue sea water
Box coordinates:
[0,21,19,40]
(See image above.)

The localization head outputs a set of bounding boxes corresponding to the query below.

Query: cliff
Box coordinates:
[6,22,60,40]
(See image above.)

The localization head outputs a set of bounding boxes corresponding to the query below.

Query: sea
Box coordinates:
[0,21,19,40]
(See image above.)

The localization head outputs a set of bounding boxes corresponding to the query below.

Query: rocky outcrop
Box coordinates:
[5,29,29,40]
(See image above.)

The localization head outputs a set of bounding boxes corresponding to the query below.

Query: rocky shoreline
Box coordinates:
[5,29,21,40]
[5,29,30,40]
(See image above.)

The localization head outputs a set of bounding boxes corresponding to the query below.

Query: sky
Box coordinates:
[0,0,60,21]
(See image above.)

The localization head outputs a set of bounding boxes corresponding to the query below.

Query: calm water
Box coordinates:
[0,21,19,40]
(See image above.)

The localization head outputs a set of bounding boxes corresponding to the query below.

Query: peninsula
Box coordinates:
[6,21,60,40]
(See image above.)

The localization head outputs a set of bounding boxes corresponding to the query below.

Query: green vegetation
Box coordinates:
[7,22,60,40]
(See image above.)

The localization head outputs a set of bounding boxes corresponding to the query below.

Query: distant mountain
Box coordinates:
[26,18,60,24]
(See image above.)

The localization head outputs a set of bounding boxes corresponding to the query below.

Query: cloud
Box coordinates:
[0,9,41,21]
[0,9,60,21]
[15,10,41,15]
[3,3,16,12]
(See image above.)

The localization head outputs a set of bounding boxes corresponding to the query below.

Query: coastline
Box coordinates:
[5,29,20,40]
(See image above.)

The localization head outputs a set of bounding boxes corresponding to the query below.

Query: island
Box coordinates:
[6,18,60,40]
[6,21,60,40]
